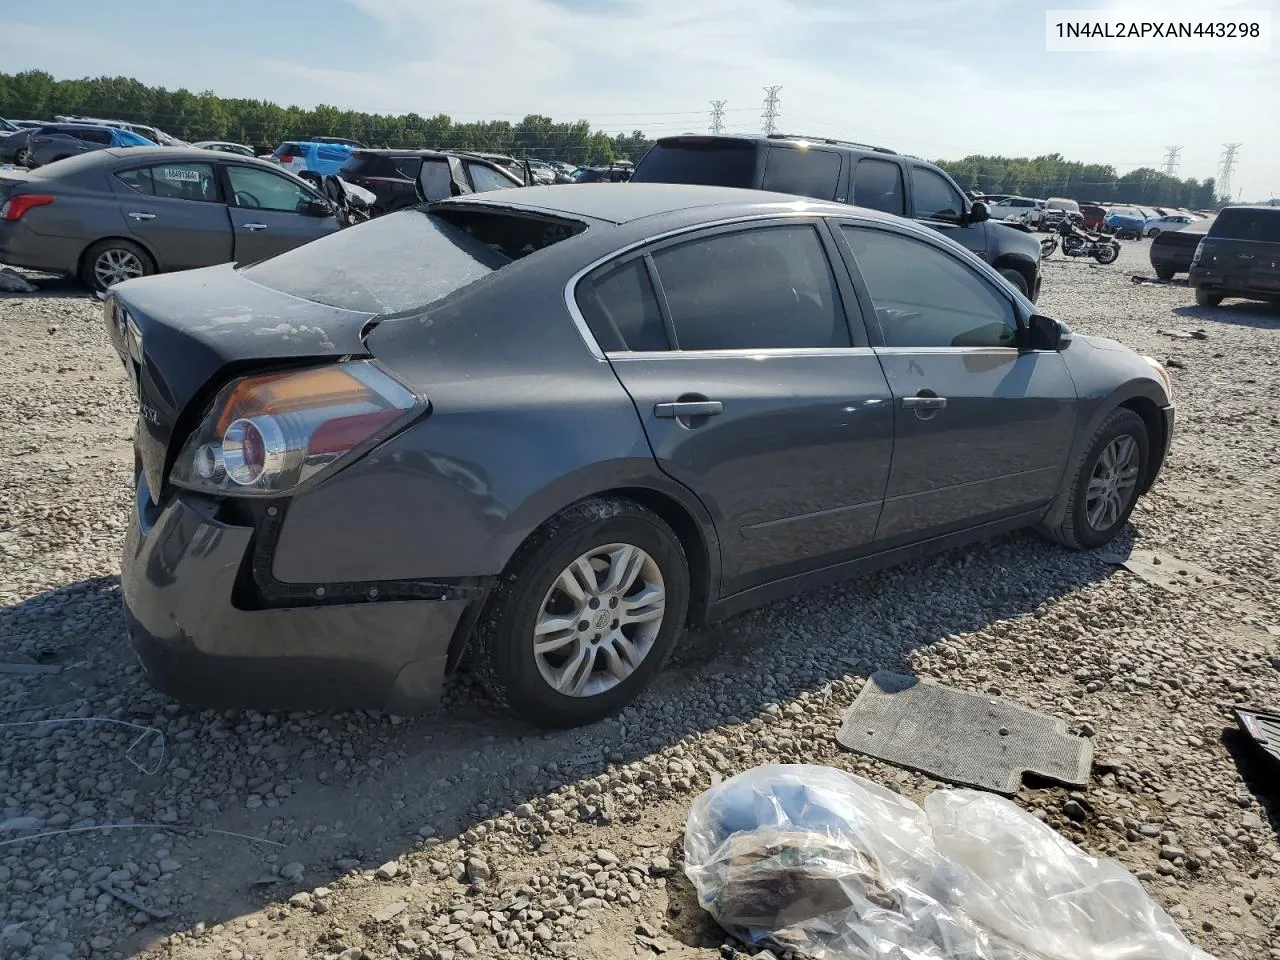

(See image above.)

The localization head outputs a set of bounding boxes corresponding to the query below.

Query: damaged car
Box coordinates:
[106,184,1174,727]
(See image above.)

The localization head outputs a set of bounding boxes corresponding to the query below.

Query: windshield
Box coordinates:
[631,138,756,187]
[242,207,584,314]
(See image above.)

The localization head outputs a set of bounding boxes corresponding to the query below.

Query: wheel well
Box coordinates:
[611,486,713,626]
[992,255,1034,290]
[1119,396,1164,492]
[77,236,158,279]
[445,486,715,672]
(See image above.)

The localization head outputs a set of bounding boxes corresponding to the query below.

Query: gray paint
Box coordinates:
[109,185,1174,713]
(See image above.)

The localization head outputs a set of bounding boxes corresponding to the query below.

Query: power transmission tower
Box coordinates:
[1218,143,1241,202]
[761,86,782,136]
[709,100,726,134]
[1160,145,1182,177]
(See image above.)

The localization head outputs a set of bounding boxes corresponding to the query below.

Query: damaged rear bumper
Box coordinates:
[121,476,483,714]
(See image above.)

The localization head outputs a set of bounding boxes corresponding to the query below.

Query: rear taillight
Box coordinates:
[170,361,421,497]
[1,194,54,221]
[1192,239,1206,264]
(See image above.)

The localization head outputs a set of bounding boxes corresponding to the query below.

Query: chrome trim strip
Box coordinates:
[606,347,878,361]
[873,346,1018,355]
[562,210,848,362]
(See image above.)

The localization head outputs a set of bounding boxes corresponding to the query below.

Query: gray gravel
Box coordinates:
[1,242,1278,960]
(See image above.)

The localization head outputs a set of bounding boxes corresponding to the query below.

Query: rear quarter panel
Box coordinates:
[269,221,720,586]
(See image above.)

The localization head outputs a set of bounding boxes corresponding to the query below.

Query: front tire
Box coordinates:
[15,146,28,167]
[80,238,155,293]
[473,497,690,728]
[1195,288,1223,307]
[1041,408,1148,550]
[998,267,1029,297]
[1094,243,1120,265]
[1154,265,1175,281]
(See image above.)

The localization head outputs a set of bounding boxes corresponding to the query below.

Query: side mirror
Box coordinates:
[1025,313,1071,351]
[302,198,333,217]
[967,201,990,224]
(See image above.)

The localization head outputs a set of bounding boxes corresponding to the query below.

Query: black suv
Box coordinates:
[336,149,524,215]
[632,134,1043,301]
[1188,206,1280,307]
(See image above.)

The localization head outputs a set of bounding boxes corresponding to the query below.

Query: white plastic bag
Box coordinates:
[684,764,1215,960]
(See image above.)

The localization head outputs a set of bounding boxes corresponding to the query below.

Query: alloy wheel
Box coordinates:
[533,543,666,698]
[1085,435,1140,531]
[94,248,144,288]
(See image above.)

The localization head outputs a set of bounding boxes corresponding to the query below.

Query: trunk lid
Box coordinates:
[108,263,374,498]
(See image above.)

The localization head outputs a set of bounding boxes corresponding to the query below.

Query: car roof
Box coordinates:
[438,182,889,226]
[48,147,289,169]
[655,132,899,156]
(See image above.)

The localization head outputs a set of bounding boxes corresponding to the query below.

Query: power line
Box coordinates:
[1218,143,1241,202]
[709,100,726,135]
[1160,145,1182,177]
[761,86,782,136]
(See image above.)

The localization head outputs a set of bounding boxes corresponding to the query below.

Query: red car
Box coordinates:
[1080,204,1108,232]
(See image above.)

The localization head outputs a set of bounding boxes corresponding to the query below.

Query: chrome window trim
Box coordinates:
[872,346,1018,355]
[607,347,877,361]
[562,209,854,361]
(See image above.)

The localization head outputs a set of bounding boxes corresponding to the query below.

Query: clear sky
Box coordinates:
[2,0,1276,199]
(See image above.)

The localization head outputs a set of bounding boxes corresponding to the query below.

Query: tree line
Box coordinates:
[0,71,653,165]
[935,153,1218,210]
[1,70,1218,206]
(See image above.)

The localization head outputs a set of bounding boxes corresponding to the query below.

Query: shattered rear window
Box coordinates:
[242,207,585,315]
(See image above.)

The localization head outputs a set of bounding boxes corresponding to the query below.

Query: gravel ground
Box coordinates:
[1,241,1278,960]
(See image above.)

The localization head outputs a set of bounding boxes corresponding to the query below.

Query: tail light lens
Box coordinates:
[171,361,422,497]
[1192,239,1207,264]
[1,194,54,221]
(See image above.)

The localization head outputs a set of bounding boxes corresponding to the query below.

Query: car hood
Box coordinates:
[107,263,375,497]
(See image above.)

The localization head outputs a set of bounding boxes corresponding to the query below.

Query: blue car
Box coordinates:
[271,138,363,181]
[1104,207,1147,238]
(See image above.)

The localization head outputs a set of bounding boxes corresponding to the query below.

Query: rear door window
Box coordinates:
[630,138,755,187]
[118,163,220,202]
[651,224,850,351]
[762,146,840,200]
[1211,208,1280,242]
[853,158,905,216]
[73,128,113,144]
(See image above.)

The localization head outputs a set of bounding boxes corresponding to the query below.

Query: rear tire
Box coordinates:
[1154,265,1175,281]
[1195,288,1223,307]
[1094,243,1119,265]
[80,239,155,293]
[1147,228,1161,238]
[998,267,1029,297]
[473,496,690,728]
[1041,407,1148,551]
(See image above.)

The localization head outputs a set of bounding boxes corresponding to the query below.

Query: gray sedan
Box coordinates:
[0,147,339,291]
[104,184,1174,727]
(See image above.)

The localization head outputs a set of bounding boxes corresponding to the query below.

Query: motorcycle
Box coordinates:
[1057,221,1120,264]
[322,175,377,227]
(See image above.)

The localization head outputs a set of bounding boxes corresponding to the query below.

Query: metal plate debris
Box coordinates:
[1235,707,1280,767]
[1096,547,1224,594]
[836,671,1092,795]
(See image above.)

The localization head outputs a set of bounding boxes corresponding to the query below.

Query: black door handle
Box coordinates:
[654,400,723,419]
